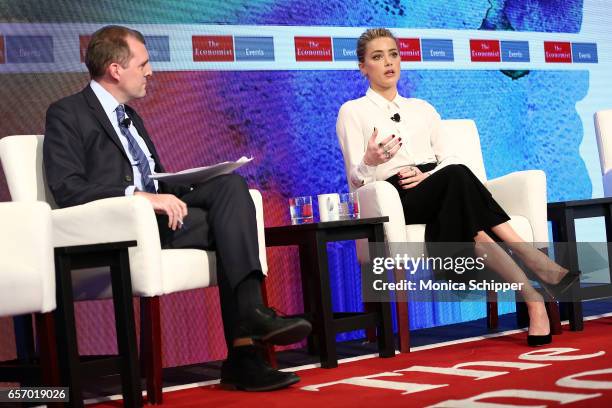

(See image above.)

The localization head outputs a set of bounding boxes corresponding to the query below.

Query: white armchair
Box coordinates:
[0,135,268,404]
[0,201,59,388]
[345,119,549,351]
[594,109,612,196]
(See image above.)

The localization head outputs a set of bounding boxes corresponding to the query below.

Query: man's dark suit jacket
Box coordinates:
[44,85,189,208]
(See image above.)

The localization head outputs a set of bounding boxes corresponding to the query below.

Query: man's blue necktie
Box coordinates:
[115,105,157,193]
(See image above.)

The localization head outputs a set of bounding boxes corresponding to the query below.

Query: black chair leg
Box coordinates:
[13,315,35,363]
[54,250,84,408]
[110,248,142,407]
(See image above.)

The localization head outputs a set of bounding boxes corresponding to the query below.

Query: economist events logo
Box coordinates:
[470,39,501,62]
[192,35,234,62]
[294,37,333,62]
[398,38,421,61]
[544,41,572,63]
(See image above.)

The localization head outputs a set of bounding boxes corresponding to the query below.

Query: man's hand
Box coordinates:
[135,192,188,230]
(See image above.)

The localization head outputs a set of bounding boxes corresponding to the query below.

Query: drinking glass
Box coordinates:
[339,192,360,220]
[289,196,314,225]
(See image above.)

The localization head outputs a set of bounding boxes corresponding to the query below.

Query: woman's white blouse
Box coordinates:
[336,88,460,189]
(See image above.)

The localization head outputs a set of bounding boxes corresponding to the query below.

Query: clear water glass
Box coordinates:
[289,195,314,225]
[339,192,360,220]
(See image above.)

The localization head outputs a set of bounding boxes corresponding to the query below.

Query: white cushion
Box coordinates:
[0,201,56,316]
[0,135,57,207]
[507,215,534,242]
[594,110,612,196]
[71,250,214,300]
[485,170,548,246]
[439,119,487,183]
[161,249,216,293]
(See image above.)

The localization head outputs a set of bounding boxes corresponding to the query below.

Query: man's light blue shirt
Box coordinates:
[90,80,158,194]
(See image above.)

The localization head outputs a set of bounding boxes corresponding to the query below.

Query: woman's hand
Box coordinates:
[397,165,429,189]
[363,127,402,166]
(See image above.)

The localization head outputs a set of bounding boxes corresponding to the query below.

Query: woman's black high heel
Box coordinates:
[524,269,581,301]
[527,332,552,347]
[537,270,581,300]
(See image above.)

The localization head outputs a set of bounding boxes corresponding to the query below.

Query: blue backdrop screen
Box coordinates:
[1,1,609,356]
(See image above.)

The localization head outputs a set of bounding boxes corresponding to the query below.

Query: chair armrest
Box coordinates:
[249,189,268,275]
[356,181,407,243]
[604,169,612,197]
[485,170,548,245]
[51,195,156,247]
[52,190,268,295]
[52,195,164,296]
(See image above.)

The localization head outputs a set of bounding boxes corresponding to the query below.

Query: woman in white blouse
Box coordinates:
[336,28,579,347]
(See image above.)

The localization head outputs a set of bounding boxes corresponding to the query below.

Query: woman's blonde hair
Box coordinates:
[356,28,398,63]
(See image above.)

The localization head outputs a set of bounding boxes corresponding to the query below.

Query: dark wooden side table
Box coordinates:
[54,241,141,408]
[265,216,395,368]
[547,197,612,331]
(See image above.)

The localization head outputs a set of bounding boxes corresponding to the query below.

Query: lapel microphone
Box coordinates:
[390,113,401,123]
[120,117,132,128]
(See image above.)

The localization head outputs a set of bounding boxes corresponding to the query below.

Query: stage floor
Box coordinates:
[79,298,612,405]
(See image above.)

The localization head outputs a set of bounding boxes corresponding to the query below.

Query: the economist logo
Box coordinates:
[470,39,501,62]
[398,38,421,61]
[0,36,5,64]
[544,41,572,63]
[192,35,234,62]
[294,37,333,62]
[79,35,91,62]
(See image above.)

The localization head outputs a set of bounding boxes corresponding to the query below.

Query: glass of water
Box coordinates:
[289,195,314,225]
[339,192,360,220]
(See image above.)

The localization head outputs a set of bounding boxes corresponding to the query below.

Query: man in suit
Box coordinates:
[44,25,311,391]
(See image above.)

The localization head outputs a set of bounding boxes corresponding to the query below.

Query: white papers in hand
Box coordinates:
[150,156,253,185]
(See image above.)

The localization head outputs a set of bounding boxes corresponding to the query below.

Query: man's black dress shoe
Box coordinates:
[527,333,552,347]
[236,305,312,345]
[220,346,300,391]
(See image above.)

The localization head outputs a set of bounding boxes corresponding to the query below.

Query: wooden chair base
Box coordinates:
[0,312,62,408]
[516,298,562,335]
[141,296,163,405]
[140,284,281,403]
[54,242,141,408]
[487,290,499,329]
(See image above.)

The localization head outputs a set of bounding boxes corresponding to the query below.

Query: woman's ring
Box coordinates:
[385,151,391,159]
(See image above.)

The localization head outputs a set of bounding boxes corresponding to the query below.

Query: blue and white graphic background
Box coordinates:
[1,0,611,362]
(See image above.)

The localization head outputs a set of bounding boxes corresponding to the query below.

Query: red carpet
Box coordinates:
[92,316,612,407]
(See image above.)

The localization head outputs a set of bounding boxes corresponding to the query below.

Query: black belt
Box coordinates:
[415,162,437,173]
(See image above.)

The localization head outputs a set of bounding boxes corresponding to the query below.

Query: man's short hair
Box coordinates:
[85,25,145,79]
